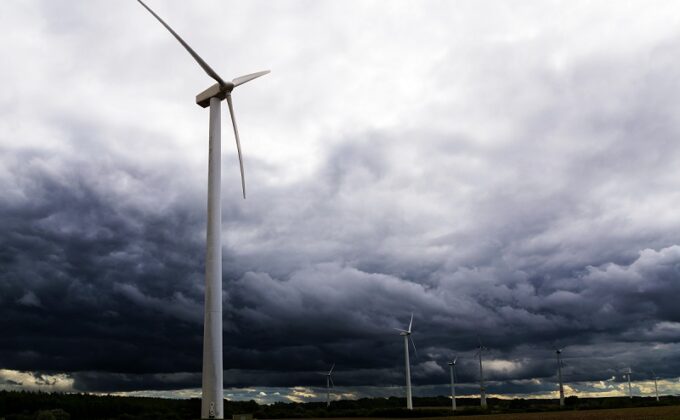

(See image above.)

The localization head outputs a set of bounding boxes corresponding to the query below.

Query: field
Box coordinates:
[457,405,680,419]
[3,391,680,420]
[278,405,680,420]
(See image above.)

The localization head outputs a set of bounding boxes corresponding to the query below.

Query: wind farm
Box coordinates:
[3,1,680,420]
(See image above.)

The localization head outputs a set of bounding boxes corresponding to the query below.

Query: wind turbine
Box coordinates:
[321,363,335,408]
[652,371,659,402]
[555,347,565,407]
[447,357,458,411]
[623,367,633,399]
[475,339,488,409]
[136,2,269,418]
[395,313,417,410]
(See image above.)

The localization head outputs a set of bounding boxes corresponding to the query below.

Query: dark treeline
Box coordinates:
[2,390,680,419]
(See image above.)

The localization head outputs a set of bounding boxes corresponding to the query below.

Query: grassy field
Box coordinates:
[3,391,680,419]
[468,405,680,419]
[273,405,680,420]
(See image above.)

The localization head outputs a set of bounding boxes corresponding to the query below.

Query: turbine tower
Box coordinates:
[395,313,417,410]
[476,339,488,409]
[448,357,458,411]
[136,2,269,418]
[555,348,565,407]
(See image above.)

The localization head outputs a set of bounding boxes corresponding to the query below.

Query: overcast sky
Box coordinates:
[2,0,680,404]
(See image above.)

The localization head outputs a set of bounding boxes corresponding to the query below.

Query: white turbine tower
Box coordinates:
[476,340,488,409]
[555,348,565,407]
[136,2,269,418]
[448,357,458,411]
[395,313,417,410]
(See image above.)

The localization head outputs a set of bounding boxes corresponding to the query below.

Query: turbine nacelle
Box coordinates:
[196,82,235,107]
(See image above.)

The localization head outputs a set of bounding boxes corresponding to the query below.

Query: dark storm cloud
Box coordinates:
[0,144,208,378]
[3,0,680,399]
[3,111,680,394]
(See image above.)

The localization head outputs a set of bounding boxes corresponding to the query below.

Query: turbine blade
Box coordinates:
[408,313,413,333]
[136,0,227,86]
[226,94,246,199]
[233,70,270,87]
[329,363,335,375]
[329,376,335,388]
[453,356,458,364]
[394,328,408,333]
[410,336,418,359]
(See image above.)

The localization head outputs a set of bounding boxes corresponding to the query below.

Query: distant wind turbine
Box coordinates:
[624,367,633,399]
[476,339,488,409]
[395,313,417,410]
[554,347,565,407]
[448,357,458,411]
[320,363,335,408]
[652,371,659,402]
[136,1,269,418]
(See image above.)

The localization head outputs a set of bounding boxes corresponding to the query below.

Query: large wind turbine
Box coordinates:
[476,339,488,409]
[395,313,417,410]
[448,357,458,411]
[555,348,565,407]
[136,2,269,418]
